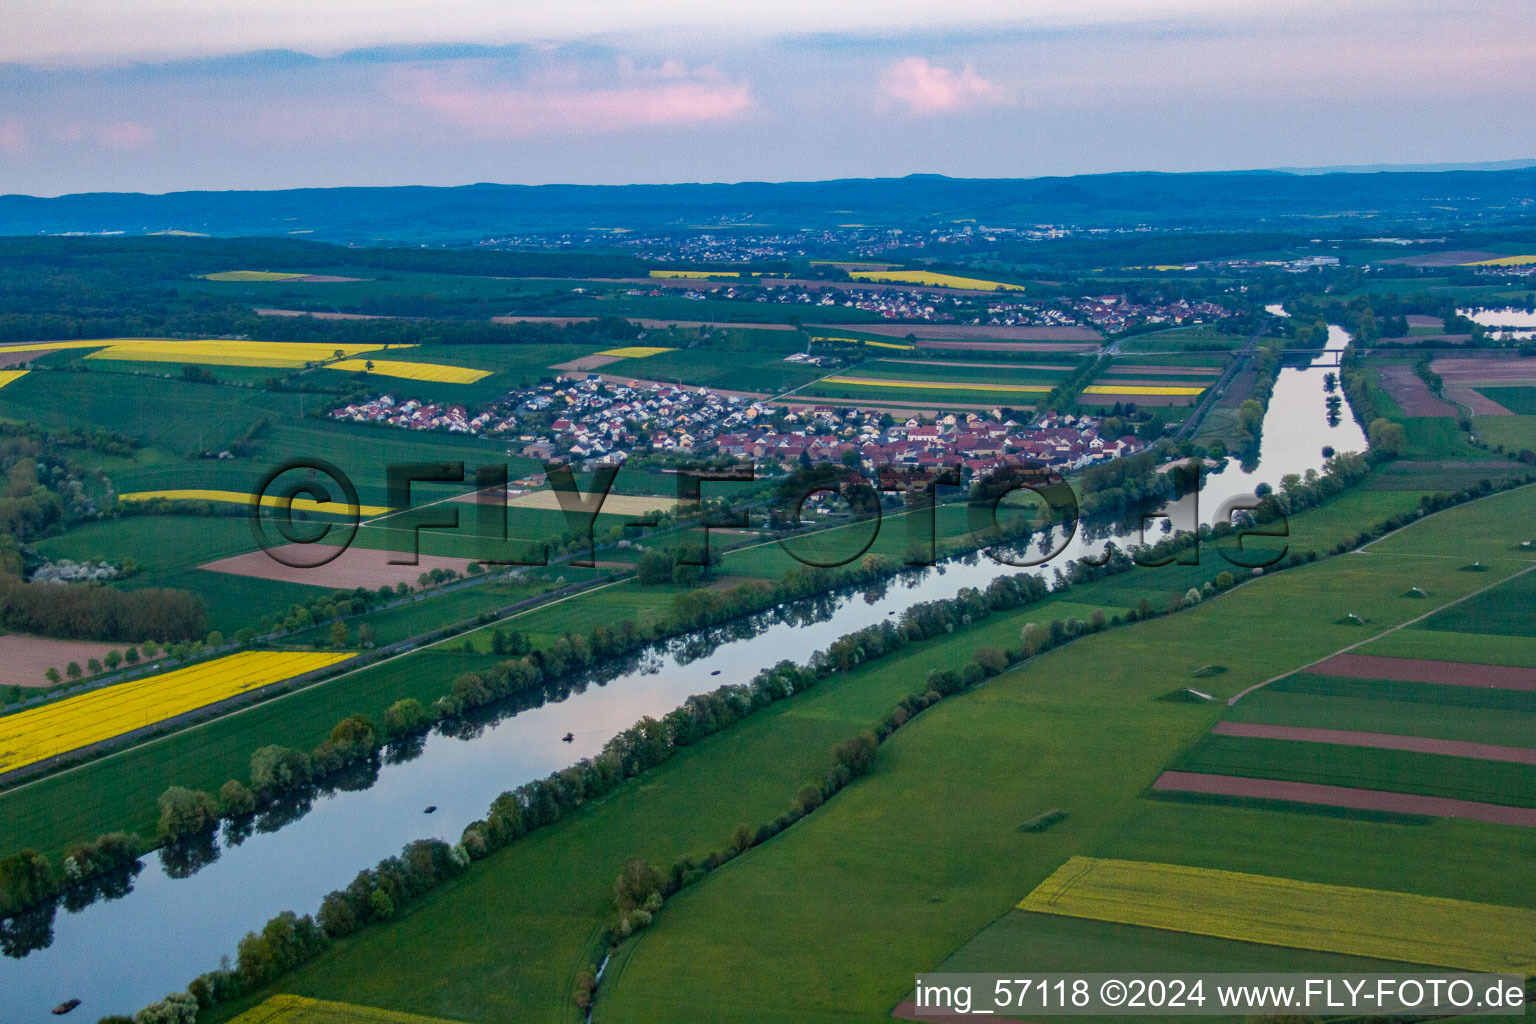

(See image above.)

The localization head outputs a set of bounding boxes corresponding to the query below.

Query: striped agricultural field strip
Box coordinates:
[1080,384,1206,397]
[1211,720,1536,764]
[819,376,1052,393]
[648,269,739,279]
[1464,255,1536,267]
[598,346,676,358]
[118,489,391,517]
[228,994,465,1024]
[1019,856,1536,973]
[82,339,409,368]
[0,370,27,389]
[0,338,410,368]
[328,358,492,383]
[0,651,354,774]
[848,270,1025,291]
[810,336,916,351]
[202,271,310,282]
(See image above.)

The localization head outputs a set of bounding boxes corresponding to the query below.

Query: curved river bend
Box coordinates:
[0,325,1362,1020]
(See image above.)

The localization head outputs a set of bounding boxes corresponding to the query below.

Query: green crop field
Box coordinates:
[1359,627,1536,666]
[1400,418,1495,461]
[1473,414,1536,451]
[1171,733,1536,807]
[1478,386,1536,415]
[283,576,549,648]
[189,484,1536,1024]
[1266,672,1536,714]
[1226,686,1536,748]
[1413,569,1536,636]
[0,370,305,455]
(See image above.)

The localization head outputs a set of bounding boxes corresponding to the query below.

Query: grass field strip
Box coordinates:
[1019,857,1536,973]
[1228,560,1536,705]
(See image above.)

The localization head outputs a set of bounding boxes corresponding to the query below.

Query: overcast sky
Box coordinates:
[1,0,1533,196]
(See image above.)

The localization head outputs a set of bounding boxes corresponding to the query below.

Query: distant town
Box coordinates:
[332,373,1144,477]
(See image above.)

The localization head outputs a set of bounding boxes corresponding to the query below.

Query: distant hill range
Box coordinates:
[2,166,1534,242]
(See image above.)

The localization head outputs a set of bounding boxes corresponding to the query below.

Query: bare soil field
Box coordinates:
[200,545,479,590]
[827,323,1103,342]
[1432,358,1536,386]
[0,635,134,687]
[772,398,1008,417]
[916,340,1101,354]
[1105,364,1222,377]
[874,359,1069,372]
[593,374,767,400]
[254,308,394,320]
[1446,386,1512,415]
[492,316,795,332]
[1152,770,1536,826]
[1376,364,1458,416]
[1212,721,1536,764]
[1381,250,1501,267]
[0,348,50,367]
[891,1001,979,1024]
[550,354,623,372]
[449,489,688,516]
[1310,653,1536,690]
[1078,393,1197,407]
[1086,378,1210,389]
[1406,314,1446,329]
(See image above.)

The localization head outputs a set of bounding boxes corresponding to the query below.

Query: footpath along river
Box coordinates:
[0,324,1364,1021]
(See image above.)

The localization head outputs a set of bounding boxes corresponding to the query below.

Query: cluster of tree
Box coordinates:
[258,583,409,636]
[1338,342,1387,435]
[1414,356,1444,396]
[634,542,722,586]
[0,575,205,642]
[1233,344,1283,460]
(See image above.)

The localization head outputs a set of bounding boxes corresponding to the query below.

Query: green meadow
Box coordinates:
[198,483,1534,1024]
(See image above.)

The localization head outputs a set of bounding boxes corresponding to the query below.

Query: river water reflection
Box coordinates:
[0,326,1366,1021]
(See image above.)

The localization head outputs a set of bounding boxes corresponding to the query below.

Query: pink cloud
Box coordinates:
[392,62,752,138]
[881,58,1006,114]
[96,121,154,151]
[0,121,27,157]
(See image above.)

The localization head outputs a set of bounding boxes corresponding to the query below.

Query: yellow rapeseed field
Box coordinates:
[202,271,310,282]
[0,370,28,389]
[1080,384,1206,396]
[0,651,354,774]
[328,358,492,383]
[822,376,1050,393]
[848,270,1026,291]
[230,994,464,1024]
[648,269,739,279]
[1464,254,1536,267]
[1019,856,1536,973]
[118,489,391,517]
[81,339,406,368]
[598,346,675,358]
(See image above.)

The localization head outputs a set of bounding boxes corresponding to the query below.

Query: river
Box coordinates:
[0,323,1364,1021]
